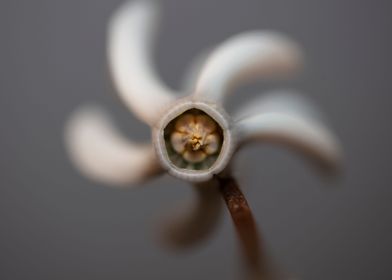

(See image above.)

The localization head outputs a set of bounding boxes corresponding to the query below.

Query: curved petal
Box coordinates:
[193,31,303,104]
[233,92,342,171]
[65,106,163,186]
[159,181,222,249]
[108,0,177,126]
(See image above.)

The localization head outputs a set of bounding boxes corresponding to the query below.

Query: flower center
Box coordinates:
[164,109,223,170]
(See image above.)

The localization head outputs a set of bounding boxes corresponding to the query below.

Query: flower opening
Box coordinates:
[164,109,223,170]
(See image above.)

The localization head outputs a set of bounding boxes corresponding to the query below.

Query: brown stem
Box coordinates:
[216,175,269,279]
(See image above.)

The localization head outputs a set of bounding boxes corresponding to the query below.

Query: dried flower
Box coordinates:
[64,0,342,257]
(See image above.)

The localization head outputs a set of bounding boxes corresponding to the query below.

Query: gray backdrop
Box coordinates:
[1,0,391,279]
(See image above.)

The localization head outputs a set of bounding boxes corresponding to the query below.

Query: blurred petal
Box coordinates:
[159,181,222,249]
[234,92,342,171]
[65,106,162,186]
[193,31,303,104]
[108,0,177,126]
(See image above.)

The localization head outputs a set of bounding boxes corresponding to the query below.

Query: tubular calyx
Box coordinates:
[164,109,223,170]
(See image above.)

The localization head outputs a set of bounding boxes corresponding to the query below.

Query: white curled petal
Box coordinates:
[108,0,176,126]
[234,113,342,170]
[193,31,303,103]
[159,181,222,249]
[65,106,162,186]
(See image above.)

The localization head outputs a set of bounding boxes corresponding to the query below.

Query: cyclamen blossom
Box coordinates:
[65,0,342,248]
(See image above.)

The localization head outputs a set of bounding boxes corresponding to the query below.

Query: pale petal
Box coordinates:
[65,106,162,186]
[204,133,221,155]
[193,31,303,104]
[108,0,177,126]
[159,181,222,248]
[183,150,207,163]
[195,114,217,133]
[170,131,186,154]
[174,114,195,133]
[234,93,342,171]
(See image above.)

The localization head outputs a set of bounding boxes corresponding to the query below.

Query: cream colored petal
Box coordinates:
[108,0,177,126]
[65,106,162,186]
[170,131,186,154]
[158,181,222,249]
[183,150,207,163]
[204,133,221,155]
[234,111,342,171]
[193,31,303,104]
[174,114,195,133]
[195,114,217,133]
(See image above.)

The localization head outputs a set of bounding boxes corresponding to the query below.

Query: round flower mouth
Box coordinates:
[163,109,224,170]
[153,100,234,182]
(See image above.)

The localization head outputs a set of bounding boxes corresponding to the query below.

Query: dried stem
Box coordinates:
[216,175,270,279]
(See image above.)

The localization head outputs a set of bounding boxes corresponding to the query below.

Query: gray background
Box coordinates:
[0,0,391,279]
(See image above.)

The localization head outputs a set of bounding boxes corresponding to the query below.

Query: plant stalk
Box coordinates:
[216,176,270,279]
